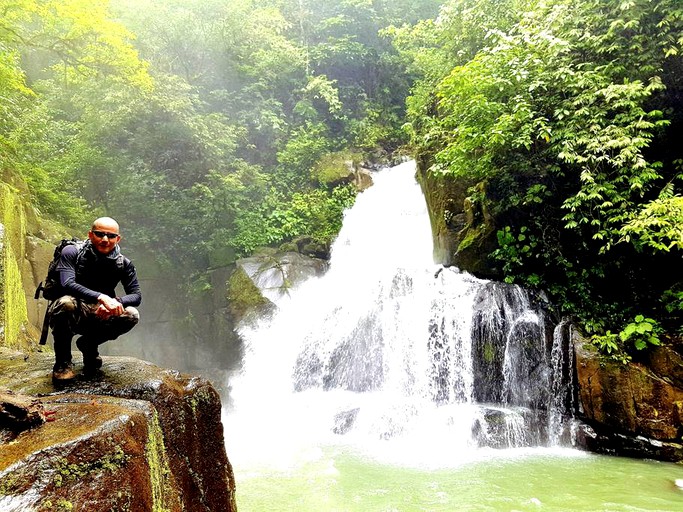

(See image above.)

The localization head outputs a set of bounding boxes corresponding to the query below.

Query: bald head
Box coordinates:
[92,217,120,233]
[89,217,121,254]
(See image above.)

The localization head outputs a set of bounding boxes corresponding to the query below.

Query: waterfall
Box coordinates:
[227,161,573,468]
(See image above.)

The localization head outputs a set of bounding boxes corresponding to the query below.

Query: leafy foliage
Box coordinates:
[395,0,683,345]
[1,0,441,313]
[592,314,662,361]
[619,315,662,351]
[619,183,683,253]
[4,0,681,356]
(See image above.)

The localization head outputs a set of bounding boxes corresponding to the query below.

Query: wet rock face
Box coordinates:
[0,350,236,512]
[416,162,498,277]
[230,250,328,325]
[1,397,167,511]
[574,336,683,462]
[237,251,328,302]
[574,422,683,462]
[469,282,557,409]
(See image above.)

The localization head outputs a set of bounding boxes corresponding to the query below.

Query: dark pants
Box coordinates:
[49,295,139,369]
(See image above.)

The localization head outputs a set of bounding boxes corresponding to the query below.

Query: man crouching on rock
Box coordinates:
[50,217,141,382]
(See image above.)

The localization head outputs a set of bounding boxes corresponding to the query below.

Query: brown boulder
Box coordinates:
[575,336,683,443]
[0,349,236,512]
[416,163,497,276]
[1,396,176,511]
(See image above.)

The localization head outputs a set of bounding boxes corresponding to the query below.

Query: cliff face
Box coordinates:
[0,349,237,512]
[0,181,55,352]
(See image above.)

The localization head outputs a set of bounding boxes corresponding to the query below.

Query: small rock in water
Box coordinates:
[529,497,542,506]
[674,479,683,489]
[333,407,360,435]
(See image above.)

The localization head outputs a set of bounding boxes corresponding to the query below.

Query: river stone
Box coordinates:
[333,407,360,435]
[0,348,236,512]
[471,406,544,448]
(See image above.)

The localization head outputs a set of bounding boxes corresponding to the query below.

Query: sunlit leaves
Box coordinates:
[405,0,682,253]
[4,0,151,88]
[619,194,683,252]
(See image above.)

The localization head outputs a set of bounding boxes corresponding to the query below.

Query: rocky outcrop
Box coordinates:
[311,151,373,191]
[416,163,497,276]
[574,335,683,461]
[0,349,237,512]
[229,250,328,325]
[0,176,237,510]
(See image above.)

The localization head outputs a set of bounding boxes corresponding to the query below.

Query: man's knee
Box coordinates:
[49,296,80,330]
[50,295,78,315]
[123,307,140,326]
[106,307,140,339]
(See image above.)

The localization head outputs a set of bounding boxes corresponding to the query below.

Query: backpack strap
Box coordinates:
[34,282,44,300]
[38,306,51,345]
[73,241,88,276]
[116,254,127,271]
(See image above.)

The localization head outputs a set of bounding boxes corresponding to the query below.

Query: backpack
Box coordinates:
[34,238,86,302]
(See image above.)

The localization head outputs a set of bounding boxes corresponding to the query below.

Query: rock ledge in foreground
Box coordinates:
[0,349,236,512]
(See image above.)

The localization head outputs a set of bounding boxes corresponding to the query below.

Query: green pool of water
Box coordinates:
[234,447,683,512]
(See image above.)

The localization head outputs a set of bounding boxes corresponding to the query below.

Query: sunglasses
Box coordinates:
[92,230,120,239]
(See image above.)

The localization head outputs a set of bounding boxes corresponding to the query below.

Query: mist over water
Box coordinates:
[224,160,578,472]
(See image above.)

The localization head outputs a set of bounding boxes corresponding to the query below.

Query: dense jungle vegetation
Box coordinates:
[394,0,683,355]
[1,0,681,356]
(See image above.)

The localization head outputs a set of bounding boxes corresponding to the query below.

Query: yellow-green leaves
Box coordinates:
[4,0,152,89]
[620,193,683,252]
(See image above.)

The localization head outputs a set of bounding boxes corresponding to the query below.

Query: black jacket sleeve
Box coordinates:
[57,245,101,302]
[117,259,142,307]
[57,245,142,307]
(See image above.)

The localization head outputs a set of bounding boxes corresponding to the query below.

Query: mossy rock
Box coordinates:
[0,349,237,512]
[311,151,360,187]
[226,266,275,325]
[416,164,498,277]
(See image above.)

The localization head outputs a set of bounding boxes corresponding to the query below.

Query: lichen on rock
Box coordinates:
[146,411,174,512]
[0,183,31,351]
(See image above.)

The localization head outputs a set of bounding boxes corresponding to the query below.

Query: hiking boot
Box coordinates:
[82,355,103,375]
[52,363,76,382]
[76,337,103,372]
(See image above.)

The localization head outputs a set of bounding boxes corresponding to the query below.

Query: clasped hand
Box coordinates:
[96,294,124,319]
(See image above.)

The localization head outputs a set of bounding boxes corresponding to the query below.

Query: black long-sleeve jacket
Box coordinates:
[57,241,142,307]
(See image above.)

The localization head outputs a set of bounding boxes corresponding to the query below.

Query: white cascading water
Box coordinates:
[225,160,571,470]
